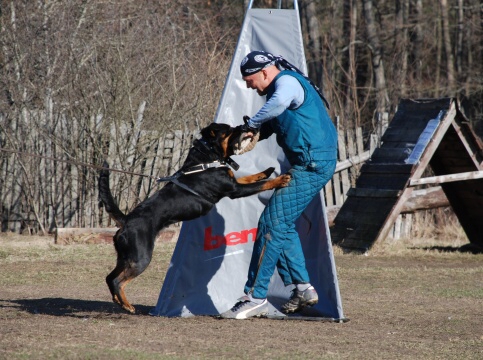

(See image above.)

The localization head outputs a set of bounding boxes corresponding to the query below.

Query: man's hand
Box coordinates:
[240,115,259,135]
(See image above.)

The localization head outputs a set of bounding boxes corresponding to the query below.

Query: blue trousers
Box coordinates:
[244,160,337,299]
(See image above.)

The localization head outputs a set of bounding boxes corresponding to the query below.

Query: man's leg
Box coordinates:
[244,162,334,299]
[221,160,336,319]
[276,228,308,286]
[279,160,337,313]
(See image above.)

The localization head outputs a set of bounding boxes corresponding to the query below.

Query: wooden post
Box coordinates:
[338,132,350,203]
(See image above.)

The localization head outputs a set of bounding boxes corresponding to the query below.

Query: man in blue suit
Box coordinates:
[221,51,338,319]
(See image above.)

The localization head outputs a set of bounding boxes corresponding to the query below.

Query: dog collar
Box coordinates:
[224,157,240,171]
[196,138,240,171]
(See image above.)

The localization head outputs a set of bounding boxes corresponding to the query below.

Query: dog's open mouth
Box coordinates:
[233,131,260,155]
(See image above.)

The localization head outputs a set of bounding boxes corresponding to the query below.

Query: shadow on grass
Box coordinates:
[0,297,154,317]
[411,243,483,254]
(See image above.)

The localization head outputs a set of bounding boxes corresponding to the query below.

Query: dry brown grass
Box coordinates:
[1,231,482,360]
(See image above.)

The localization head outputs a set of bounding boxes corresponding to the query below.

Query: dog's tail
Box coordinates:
[98,161,126,227]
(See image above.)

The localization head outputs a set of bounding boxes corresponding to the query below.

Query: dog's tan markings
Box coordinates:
[237,168,274,184]
[221,133,231,158]
[118,280,135,313]
[227,169,235,178]
[114,271,136,313]
[261,174,291,190]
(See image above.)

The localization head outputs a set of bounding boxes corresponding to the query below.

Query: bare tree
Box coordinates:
[340,0,360,129]
[2,0,483,233]
[300,1,322,87]
[394,0,409,97]
[411,0,423,97]
[362,0,389,114]
[439,0,456,95]
[0,0,238,232]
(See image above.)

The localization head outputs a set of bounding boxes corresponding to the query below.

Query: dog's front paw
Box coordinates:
[277,174,291,188]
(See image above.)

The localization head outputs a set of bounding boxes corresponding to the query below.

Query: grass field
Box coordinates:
[1,231,482,359]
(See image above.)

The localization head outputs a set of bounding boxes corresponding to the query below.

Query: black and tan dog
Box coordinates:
[98,122,290,313]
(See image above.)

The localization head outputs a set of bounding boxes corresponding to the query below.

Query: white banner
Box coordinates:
[150,8,344,320]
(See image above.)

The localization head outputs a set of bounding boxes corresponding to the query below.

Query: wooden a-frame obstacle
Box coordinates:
[331,98,483,252]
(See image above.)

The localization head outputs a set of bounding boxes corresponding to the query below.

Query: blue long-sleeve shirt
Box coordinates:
[247,74,305,129]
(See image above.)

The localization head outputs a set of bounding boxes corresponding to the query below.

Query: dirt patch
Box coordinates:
[1,233,482,359]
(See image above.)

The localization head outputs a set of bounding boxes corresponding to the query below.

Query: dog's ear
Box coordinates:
[200,125,214,140]
[200,123,230,140]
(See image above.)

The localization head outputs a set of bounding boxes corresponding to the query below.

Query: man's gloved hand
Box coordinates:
[240,115,259,135]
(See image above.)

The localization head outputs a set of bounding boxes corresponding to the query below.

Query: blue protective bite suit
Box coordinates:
[244,70,338,299]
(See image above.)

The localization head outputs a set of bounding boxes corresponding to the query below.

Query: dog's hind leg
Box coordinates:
[106,257,152,314]
[106,265,137,314]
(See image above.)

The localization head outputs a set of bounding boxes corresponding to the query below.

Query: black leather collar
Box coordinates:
[195,138,240,171]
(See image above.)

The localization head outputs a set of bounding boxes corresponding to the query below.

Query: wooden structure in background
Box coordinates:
[332,98,483,252]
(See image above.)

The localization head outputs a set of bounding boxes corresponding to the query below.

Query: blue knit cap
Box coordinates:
[240,51,277,77]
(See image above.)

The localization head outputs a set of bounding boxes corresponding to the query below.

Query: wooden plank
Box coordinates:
[356,127,364,155]
[391,213,414,240]
[333,223,383,251]
[332,197,398,228]
[392,215,402,239]
[332,171,343,205]
[370,133,379,154]
[370,148,413,163]
[374,187,415,245]
[353,127,364,183]
[347,188,402,198]
[335,151,370,172]
[338,132,350,201]
[382,127,432,143]
[359,163,414,174]
[400,186,449,212]
[394,98,452,116]
[324,178,334,207]
[55,226,179,245]
[410,170,483,186]
[403,213,413,237]
[346,129,356,187]
[334,199,397,217]
[410,101,457,180]
[153,135,167,177]
[355,173,411,190]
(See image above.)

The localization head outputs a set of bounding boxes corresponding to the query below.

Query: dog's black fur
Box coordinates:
[98,122,290,313]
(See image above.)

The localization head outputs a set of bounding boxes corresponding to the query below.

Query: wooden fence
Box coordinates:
[0,111,197,234]
[2,113,417,238]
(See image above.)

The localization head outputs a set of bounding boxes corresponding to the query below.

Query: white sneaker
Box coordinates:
[220,295,268,319]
